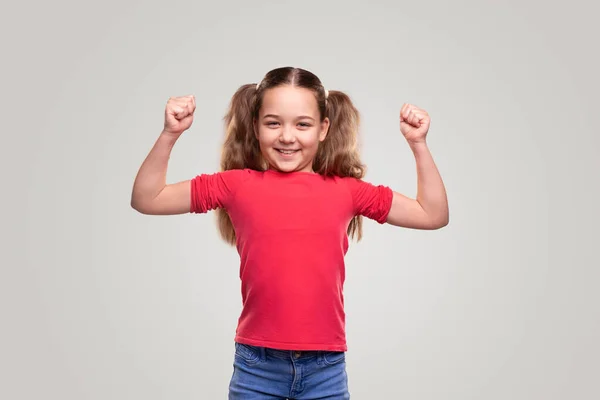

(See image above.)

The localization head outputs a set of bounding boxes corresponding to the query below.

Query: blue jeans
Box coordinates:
[228,342,350,399]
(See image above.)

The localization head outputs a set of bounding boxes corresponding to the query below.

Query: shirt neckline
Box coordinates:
[264,169,323,177]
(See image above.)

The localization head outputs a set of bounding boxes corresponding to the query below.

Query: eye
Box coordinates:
[298,122,311,128]
[266,121,279,127]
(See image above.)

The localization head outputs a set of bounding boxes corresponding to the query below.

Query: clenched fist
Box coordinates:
[400,103,430,145]
[163,95,196,137]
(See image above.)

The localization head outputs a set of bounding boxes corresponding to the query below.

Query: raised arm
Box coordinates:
[386,104,449,230]
[130,95,196,215]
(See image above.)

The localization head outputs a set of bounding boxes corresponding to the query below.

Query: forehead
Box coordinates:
[259,85,319,117]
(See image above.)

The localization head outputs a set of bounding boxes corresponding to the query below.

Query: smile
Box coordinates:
[275,149,300,155]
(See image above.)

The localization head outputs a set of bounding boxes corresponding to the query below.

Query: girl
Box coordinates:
[131,67,448,399]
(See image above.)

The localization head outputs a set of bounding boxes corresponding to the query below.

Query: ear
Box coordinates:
[319,117,330,142]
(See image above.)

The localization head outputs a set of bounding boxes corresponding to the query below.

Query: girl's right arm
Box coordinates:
[130,95,196,215]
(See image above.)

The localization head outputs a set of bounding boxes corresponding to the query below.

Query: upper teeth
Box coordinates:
[279,150,295,154]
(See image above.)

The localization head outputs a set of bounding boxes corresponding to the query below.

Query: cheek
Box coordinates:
[257,129,276,145]
[302,132,322,149]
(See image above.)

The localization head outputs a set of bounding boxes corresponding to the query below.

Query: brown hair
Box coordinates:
[217,67,365,245]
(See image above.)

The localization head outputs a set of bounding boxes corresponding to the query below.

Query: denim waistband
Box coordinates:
[237,342,342,361]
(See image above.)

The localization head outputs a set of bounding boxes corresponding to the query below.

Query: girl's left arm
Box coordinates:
[385,104,449,230]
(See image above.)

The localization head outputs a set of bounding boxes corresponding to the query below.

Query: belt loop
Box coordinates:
[260,346,266,362]
[317,350,324,365]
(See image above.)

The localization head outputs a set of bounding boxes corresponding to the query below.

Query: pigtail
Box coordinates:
[314,90,366,241]
[217,84,263,245]
[220,84,263,171]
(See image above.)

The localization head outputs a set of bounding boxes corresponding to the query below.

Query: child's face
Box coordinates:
[254,85,329,173]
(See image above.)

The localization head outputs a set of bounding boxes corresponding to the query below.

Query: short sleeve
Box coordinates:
[190,169,253,214]
[343,177,393,224]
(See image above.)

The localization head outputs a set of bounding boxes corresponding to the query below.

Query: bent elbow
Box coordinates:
[131,197,152,214]
[432,214,449,229]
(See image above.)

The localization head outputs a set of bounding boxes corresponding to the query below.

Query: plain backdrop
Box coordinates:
[2,0,599,399]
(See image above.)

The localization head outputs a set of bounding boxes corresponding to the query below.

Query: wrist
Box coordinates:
[407,139,428,151]
[159,130,180,145]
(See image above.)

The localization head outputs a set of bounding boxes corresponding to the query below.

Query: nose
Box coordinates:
[279,125,296,143]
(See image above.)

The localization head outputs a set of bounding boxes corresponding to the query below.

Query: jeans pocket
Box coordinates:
[322,351,346,366]
[234,342,262,364]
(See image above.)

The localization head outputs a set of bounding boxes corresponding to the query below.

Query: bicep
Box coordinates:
[386,191,440,230]
[134,180,191,215]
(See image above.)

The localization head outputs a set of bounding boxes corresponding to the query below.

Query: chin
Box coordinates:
[272,162,300,172]
[266,157,308,173]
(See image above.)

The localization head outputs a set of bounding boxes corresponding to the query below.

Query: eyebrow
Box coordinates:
[262,114,316,122]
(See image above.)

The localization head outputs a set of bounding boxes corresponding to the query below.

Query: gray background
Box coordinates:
[2,0,598,398]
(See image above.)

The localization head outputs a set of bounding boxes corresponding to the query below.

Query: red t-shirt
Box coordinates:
[190,168,393,351]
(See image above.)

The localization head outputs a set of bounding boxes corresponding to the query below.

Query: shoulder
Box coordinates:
[192,168,258,193]
[328,176,368,206]
[334,175,371,193]
[335,175,389,190]
[218,168,258,181]
[189,169,259,213]
[335,175,393,214]
[194,168,257,182]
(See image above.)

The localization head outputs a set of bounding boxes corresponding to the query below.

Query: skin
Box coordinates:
[253,85,329,173]
[386,103,449,229]
[130,88,449,230]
